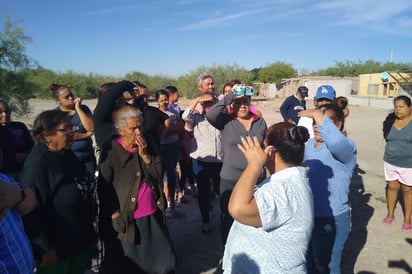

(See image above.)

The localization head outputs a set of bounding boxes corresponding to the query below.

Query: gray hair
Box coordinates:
[196,73,215,87]
[112,105,143,130]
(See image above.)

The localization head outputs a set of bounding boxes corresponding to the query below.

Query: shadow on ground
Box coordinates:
[388,237,412,273]
[342,164,374,274]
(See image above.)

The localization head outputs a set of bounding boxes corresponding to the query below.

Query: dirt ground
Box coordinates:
[24,97,412,274]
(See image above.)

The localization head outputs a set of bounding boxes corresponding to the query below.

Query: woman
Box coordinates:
[155,89,184,218]
[299,104,357,274]
[0,99,34,178]
[382,95,412,232]
[182,92,223,233]
[223,123,313,273]
[98,105,176,274]
[206,89,267,244]
[20,110,95,274]
[50,84,96,176]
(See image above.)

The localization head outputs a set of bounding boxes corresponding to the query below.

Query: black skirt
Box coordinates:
[120,210,176,274]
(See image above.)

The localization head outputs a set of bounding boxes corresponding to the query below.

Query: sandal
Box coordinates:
[402,223,412,233]
[383,216,395,226]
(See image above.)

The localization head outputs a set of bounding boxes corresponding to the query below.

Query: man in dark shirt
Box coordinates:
[279,86,308,124]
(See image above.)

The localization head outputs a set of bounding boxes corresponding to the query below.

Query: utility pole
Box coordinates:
[390,48,394,63]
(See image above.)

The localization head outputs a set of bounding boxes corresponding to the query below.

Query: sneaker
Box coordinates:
[202,222,211,234]
[165,207,176,218]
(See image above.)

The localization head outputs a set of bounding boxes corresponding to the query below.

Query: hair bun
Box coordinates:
[295,126,310,143]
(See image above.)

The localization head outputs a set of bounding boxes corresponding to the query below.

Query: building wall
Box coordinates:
[358,72,412,98]
[259,77,356,99]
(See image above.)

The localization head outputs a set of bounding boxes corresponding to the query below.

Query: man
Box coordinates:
[280,86,308,124]
[193,73,224,114]
[314,85,336,109]
[298,85,336,138]
[0,148,36,273]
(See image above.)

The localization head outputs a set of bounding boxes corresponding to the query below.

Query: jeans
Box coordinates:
[160,142,179,191]
[192,159,222,223]
[307,210,351,274]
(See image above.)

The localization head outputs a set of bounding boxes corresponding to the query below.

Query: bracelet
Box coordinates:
[15,183,26,206]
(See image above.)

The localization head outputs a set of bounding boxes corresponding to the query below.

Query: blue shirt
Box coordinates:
[0,173,35,274]
[303,117,357,217]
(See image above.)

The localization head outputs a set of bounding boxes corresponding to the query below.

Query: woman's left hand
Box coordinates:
[73,97,82,109]
[237,136,267,167]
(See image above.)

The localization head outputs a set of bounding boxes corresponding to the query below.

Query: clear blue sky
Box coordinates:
[1,0,412,78]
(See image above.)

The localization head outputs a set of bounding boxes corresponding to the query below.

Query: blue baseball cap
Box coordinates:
[315,85,335,101]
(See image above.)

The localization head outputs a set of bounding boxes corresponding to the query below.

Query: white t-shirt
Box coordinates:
[223,166,314,274]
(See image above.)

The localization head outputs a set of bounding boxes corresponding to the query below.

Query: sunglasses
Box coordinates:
[60,93,74,100]
[233,98,250,105]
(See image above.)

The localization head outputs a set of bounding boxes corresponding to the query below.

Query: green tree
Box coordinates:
[311,60,412,77]
[27,68,113,99]
[257,61,297,83]
[0,18,37,114]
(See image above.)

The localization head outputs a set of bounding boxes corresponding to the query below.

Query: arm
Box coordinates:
[319,117,357,163]
[182,107,195,125]
[74,102,94,135]
[280,98,296,124]
[279,98,289,121]
[160,117,172,138]
[98,155,121,218]
[0,178,36,219]
[228,136,271,227]
[184,93,213,129]
[93,80,135,146]
[299,109,356,163]
[206,91,235,130]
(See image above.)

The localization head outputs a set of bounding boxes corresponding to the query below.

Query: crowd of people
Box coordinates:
[1,74,411,274]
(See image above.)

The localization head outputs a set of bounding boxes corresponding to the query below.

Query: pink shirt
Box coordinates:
[115,137,157,219]
[133,181,157,219]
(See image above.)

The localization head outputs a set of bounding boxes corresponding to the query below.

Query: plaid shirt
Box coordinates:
[0,173,35,274]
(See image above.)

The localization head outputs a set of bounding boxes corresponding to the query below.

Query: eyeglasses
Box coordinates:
[0,109,10,114]
[56,125,78,134]
[60,93,74,100]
